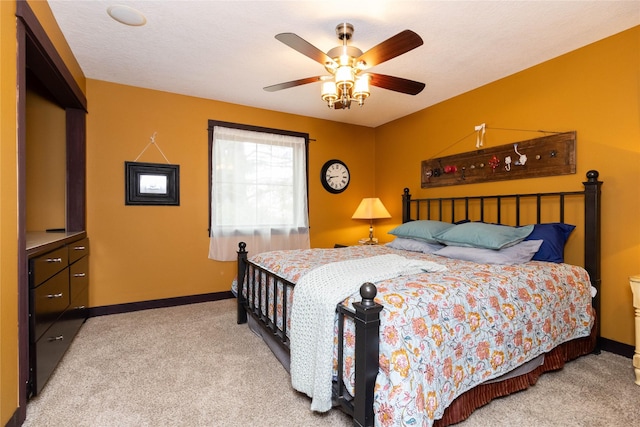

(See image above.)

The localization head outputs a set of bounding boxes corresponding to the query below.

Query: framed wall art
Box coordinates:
[125,161,180,206]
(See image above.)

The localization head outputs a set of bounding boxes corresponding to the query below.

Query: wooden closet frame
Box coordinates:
[15,1,87,424]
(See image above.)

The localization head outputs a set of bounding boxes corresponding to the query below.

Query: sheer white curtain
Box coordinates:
[208,126,310,261]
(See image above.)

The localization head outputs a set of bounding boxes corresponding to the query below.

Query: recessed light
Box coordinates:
[107,5,147,26]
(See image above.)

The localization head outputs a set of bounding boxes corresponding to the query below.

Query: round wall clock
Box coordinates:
[321,159,350,193]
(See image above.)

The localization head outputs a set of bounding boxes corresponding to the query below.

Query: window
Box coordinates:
[208,120,310,261]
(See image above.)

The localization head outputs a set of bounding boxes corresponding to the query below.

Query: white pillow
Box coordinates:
[386,237,445,254]
[433,240,543,265]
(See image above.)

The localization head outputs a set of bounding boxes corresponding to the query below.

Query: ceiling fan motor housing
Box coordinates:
[325,46,364,69]
[336,23,354,40]
[326,23,364,74]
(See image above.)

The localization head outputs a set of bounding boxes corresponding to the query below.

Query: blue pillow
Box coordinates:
[434,222,534,250]
[388,220,455,244]
[525,223,575,263]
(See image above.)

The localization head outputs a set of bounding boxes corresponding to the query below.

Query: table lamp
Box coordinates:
[351,198,391,245]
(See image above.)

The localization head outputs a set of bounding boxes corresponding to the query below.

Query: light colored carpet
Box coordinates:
[23,299,640,427]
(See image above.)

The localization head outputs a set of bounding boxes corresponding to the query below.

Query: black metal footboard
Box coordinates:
[236,242,294,354]
[236,242,383,427]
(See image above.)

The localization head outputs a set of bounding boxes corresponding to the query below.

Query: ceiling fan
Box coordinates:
[264,23,426,109]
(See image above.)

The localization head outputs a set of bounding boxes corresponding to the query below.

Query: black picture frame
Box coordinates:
[125,161,180,206]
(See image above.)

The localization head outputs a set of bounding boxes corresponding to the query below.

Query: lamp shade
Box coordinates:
[335,65,355,90]
[352,198,391,220]
[321,81,338,101]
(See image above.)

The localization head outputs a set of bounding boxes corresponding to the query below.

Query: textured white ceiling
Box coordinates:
[48,1,640,128]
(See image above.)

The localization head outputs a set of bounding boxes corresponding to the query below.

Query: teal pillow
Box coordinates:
[434,222,534,250]
[388,220,455,244]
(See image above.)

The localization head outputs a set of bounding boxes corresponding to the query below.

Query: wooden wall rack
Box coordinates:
[421,131,576,188]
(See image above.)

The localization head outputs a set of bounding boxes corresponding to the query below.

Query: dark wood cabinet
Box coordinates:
[16,2,89,420]
[27,233,89,397]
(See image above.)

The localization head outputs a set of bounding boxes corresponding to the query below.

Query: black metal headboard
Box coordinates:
[401,170,602,340]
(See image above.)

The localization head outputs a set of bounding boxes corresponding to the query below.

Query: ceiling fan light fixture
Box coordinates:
[335,65,355,91]
[338,52,351,66]
[352,75,370,106]
[321,81,338,108]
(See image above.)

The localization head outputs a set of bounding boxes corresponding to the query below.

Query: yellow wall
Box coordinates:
[86,80,376,306]
[375,27,640,346]
[0,1,19,424]
[25,84,67,231]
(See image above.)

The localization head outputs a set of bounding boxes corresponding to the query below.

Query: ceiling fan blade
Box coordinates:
[263,76,323,92]
[357,30,423,68]
[369,73,426,95]
[275,33,335,66]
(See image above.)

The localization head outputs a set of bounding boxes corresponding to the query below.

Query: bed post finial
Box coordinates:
[402,188,412,223]
[586,170,599,182]
[359,282,377,307]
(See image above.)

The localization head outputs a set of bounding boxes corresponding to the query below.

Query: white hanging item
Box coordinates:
[504,155,512,171]
[513,143,528,165]
[474,123,486,148]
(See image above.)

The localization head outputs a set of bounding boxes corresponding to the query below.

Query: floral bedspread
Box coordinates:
[238,245,594,426]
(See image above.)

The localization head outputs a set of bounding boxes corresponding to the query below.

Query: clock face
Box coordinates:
[321,160,350,193]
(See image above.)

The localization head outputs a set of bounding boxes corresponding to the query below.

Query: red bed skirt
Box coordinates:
[434,319,597,426]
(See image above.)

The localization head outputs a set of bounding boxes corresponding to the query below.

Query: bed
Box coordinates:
[235,170,602,427]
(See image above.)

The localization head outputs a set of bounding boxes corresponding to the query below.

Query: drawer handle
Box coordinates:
[46,257,63,263]
[47,335,64,342]
[74,305,86,310]
[46,293,64,299]
[73,273,86,278]
[73,246,86,251]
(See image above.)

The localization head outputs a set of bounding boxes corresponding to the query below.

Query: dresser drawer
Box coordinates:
[69,286,88,321]
[30,247,68,287]
[31,269,70,341]
[32,304,85,395]
[68,238,89,264]
[69,256,89,302]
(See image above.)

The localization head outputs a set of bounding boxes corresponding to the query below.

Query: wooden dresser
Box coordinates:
[27,232,89,396]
